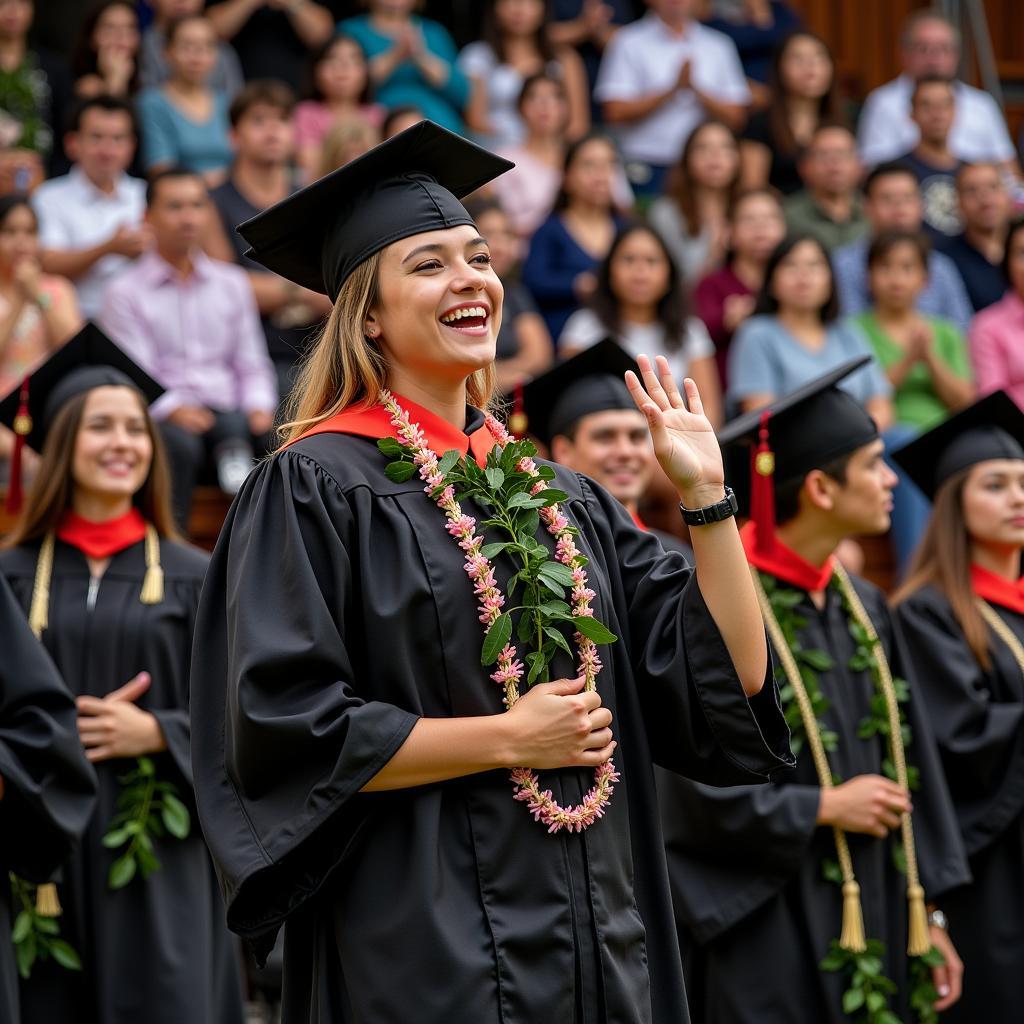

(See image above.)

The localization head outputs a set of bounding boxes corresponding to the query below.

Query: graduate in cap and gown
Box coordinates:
[660,359,970,1024]
[891,393,1024,1023]
[188,119,794,1024]
[0,325,245,1024]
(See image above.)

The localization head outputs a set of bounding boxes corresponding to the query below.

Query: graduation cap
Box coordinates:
[0,322,163,513]
[717,358,879,555]
[890,391,1024,500]
[236,120,514,300]
[517,339,641,446]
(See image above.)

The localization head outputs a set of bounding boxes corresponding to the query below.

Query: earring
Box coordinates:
[367,328,378,338]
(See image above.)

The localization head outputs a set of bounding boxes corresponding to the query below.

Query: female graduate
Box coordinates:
[0,325,244,1024]
[189,119,794,1024]
[892,392,1024,1023]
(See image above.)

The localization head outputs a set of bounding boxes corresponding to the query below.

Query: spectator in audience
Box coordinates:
[648,119,740,283]
[595,0,749,197]
[832,162,972,333]
[381,103,423,139]
[549,0,630,101]
[294,34,383,184]
[206,0,334,93]
[561,220,723,426]
[739,29,843,196]
[32,95,147,319]
[852,229,973,571]
[71,0,140,100]
[468,199,552,391]
[695,185,786,387]
[315,111,381,178]
[137,15,233,184]
[969,218,1024,411]
[936,162,1011,312]
[858,10,1018,175]
[0,0,73,180]
[101,168,278,523]
[783,122,867,251]
[521,131,624,343]
[340,0,470,133]
[139,0,244,98]
[461,0,589,147]
[728,233,892,426]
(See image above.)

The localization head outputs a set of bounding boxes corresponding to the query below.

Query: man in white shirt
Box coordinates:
[32,95,148,318]
[857,10,1018,174]
[595,0,749,196]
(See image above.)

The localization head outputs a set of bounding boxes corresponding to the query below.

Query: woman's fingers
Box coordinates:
[637,354,671,411]
[655,355,685,410]
[683,377,705,420]
[582,727,614,750]
[85,746,114,763]
[578,740,617,766]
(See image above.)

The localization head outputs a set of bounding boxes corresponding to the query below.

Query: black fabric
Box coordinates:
[190,415,794,1024]
[895,586,1024,1022]
[895,150,962,239]
[660,575,970,1024]
[740,110,804,196]
[0,540,245,1024]
[495,279,538,360]
[0,574,96,1024]
[935,234,1008,312]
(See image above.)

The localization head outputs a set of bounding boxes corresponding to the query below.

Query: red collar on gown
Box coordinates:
[971,564,1024,615]
[630,509,649,532]
[740,520,836,592]
[289,393,499,469]
[57,508,147,559]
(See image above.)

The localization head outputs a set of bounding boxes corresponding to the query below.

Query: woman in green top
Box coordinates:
[853,228,975,573]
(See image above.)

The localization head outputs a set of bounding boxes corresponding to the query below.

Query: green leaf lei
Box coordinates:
[8,875,82,980]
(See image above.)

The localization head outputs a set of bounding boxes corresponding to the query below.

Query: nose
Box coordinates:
[451,259,488,293]
[883,463,899,490]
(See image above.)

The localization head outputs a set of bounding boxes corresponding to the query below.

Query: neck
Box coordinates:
[778,307,823,333]
[372,10,409,30]
[730,255,763,290]
[776,515,844,574]
[971,541,1022,581]
[81,164,118,194]
[785,95,819,118]
[233,158,289,197]
[566,200,607,221]
[619,301,657,324]
[694,185,728,216]
[0,37,25,67]
[156,244,194,276]
[812,188,853,220]
[524,134,562,160]
[385,369,468,430]
[873,302,915,323]
[168,78,205,99]
[964,223,1002,257]
[913,138,955,166]
[657,12,689,34]
[71,490,134,522]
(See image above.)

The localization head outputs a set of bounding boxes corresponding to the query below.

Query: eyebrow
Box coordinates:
[401,237,489,265]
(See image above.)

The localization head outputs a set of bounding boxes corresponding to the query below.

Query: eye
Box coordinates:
[415,259,443,272]
[470,252,492,266]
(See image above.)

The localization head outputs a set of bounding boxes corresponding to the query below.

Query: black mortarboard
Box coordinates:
[891,391,1024,500]
[518,339,641,446]
[236,120,514,300]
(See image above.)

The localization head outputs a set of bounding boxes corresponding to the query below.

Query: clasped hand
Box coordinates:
[76,672,166,763]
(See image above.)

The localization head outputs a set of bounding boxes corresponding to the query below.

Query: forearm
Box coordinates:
[40,298,81,348]
[885,353,917,390]
[693,91,747,132]
[41,241,111,280]
[369,47,405,85]
[927,355,974,410]
[206,0,261,40]
[415,50,451,90]
[602,88,676,124]
[286,0,333,48]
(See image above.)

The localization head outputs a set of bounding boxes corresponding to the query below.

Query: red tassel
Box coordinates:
[750,410,775,557]
[508,381,527,437]
[5,377,31,515]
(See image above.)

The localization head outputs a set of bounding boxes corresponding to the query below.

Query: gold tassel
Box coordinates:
[28,532,55,639]
[139,525,163,605]
[840,880,867,953]
[35,882,61,918]
[906,883,930,956]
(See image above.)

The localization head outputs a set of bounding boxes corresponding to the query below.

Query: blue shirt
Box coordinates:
[137,88,232,175]
[935,233,1008,312]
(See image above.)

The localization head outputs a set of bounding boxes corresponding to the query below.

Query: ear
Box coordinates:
[550,434,572,465]
[364,310,380,339]
[802,469,837,513]
[64,131,80,163]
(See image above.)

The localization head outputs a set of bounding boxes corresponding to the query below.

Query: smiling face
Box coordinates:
[778,34,833,100]
[770,239,833,316]
[0,202,38,270]
[685,122,739,191]
[963,459,1024,553]
[92,2,139,57]
[609,228,670,311]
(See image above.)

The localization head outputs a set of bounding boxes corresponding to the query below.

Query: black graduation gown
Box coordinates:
[659,574,970,1024]
[0,538,245,1024]
[0,574,96,1024]
[895,586,1024,1023]
[190,416,795,1024]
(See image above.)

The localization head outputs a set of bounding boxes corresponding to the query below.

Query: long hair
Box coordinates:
[279,251,497,447]
[482,0,555,65]
[666,120,741,237]
[3,388,180,549]
[71,0,140,90]
[588,221,689,352]
[303,34,373,105]
[893,469,994,670]
[550,132,618,214]
[754,233,839,323]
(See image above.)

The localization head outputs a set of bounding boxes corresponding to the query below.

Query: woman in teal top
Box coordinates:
[340,1,470,133]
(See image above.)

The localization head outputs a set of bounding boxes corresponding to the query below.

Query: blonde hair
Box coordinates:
[279,250,497,446]
[316,115,381,180]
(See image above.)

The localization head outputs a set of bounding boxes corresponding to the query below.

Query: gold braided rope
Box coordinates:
[978,600,1024,676]
[140,525,164,605]
[28,531,55,639]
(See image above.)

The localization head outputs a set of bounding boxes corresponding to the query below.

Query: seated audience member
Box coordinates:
[209,81,331,400]
[858,10,1019,175]
[853,229,973,571]
[100,168,277,523]
[380,103,423,139]
[469,200,552,391]
[739,29,843,196]
[71,0,140,99]
[783,122,867,251]
[896,76,961,239]
[695,186,786,388]
[937,162,1012,312]
[460,0,589,147]
[522,132,624,344]
[648,119,740,283]
[315,113,380,177]
[969,218,1024,411]
[32,96,147,320]
[728,233,892,427]
[548,0,631,99]
[832,162,972,332]
[137,14,233,184]
[294,35,383,184]
[139,0,243,97]
[561,220,723,427]
[340,0,470,133]
[205,0,333,92]
[595,0,749,197]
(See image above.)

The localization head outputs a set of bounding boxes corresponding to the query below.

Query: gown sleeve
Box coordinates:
[190,452,419,958]
[0,575,96,882]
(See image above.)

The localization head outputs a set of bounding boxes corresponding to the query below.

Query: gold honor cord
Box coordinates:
[978,600,1024,676]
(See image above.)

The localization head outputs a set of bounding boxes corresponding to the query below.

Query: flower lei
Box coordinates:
[380,391,619,833]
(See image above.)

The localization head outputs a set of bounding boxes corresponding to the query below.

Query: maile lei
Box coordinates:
[378,391,619,833]
[754,568,944,1024]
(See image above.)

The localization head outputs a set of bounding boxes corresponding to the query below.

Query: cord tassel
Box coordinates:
[139,526,163,605]
[840,880,867,953]
[28,532,55,639]
[906,883,930,956]
[34,882,61,918]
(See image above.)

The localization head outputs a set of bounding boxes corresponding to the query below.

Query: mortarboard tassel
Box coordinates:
[508,381,527,437]
[139,525,164,605]
[906,883,931,957]
[5,376,31,515]
[750,410,775,557]
[839,879,867,953]
[35,882,61,918]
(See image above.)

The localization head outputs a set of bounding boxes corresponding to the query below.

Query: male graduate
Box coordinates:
[660,359,970,1024]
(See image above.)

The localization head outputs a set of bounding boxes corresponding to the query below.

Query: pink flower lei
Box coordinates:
[381,391,619,834]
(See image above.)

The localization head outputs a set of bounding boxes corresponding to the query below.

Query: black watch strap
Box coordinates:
[679,486,738,527]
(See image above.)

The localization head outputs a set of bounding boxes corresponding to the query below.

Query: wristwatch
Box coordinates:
[679,486,738,527]
[927,908,948,931]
